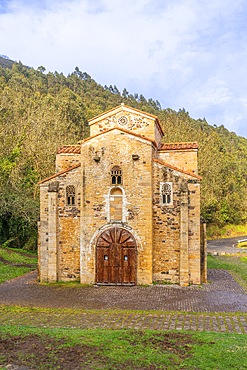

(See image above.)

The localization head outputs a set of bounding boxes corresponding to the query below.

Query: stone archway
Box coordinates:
[96,227,137,285]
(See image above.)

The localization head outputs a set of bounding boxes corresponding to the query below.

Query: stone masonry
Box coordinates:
[38,104,206,286]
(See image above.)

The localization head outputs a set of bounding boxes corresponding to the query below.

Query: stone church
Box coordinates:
[38,104,207,286]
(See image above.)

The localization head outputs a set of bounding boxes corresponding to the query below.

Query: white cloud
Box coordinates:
[0,0,247,137]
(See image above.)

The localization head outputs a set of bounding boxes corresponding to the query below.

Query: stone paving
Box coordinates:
[0,305,246,334]
[0,269,246,312]
[0,268,247,334]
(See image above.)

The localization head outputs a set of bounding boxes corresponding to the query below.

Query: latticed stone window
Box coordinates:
[160,182,173,205]
[111,166,122,185]
[66,185,76,206]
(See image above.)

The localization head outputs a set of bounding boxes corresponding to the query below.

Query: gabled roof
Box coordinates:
[38,163,81,185]
[159,142,198,151]
[88,103,164,136]
[79,127,157,147]
[153,158,202,180]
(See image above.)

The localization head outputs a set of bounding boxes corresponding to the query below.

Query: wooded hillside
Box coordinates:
[0,61,246,249]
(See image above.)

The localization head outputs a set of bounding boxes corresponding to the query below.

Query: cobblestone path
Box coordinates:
[0,306,246,334]
[0,268,247,334]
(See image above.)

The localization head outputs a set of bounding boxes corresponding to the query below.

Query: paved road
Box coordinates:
[207,235,247,255]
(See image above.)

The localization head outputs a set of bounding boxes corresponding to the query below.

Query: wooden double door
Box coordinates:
[96,227,137,285]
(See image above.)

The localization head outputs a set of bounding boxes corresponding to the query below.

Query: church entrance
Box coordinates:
[96,227,137,285]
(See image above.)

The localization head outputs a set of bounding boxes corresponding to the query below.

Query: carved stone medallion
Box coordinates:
[117,115,128,126]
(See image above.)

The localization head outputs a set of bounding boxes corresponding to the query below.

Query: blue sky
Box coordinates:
[0,0,247,138]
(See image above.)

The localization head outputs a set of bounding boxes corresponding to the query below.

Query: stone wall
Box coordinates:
[38,185,49,282]
[56,153,80,172]
[188,181,201,284]
[152,161,202,285]
[38,166,81,282]
[56,167,81,281]
[80,129,154,285]
[159,149,198,174]
[152,163,182,284]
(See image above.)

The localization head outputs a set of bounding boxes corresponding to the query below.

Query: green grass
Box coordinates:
[207,255,247,290]
[180,331,247,370]
[207,223,247,240]
[0,263,32,284]
[0,325,246,370]
[0,247,37,284]
[0,248,37,265]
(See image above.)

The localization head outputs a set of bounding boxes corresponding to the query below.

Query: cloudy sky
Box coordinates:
[0,0,247,138]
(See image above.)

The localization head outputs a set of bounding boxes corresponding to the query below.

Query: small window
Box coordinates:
[111,166,122,185]
[160,182,173,205]
[66,185,76,206]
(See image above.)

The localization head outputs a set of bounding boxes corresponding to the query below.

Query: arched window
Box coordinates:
[111,166,122,185]
[66,185,76,206]
[160,182,172,205]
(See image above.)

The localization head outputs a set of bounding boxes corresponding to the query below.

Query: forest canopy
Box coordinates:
[0,60,247,249]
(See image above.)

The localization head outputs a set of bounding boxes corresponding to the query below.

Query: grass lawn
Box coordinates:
[0,247,37,265]
[0,263,33,284]
[0,325,246,370]
[0,247,37,284]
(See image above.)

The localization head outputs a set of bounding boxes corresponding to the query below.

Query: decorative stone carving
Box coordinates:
[117,115,128,126]
[100,116,117,129]
[116,114,150,130]
[98,113,150,132]
[130,115,149,130]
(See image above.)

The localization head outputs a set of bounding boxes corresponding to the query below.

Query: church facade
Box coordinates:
[38,104,206,286]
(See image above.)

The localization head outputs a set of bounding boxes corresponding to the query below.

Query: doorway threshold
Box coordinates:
[96,283,135,286]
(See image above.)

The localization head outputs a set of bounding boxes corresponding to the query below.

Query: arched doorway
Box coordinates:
[96,227,137,285]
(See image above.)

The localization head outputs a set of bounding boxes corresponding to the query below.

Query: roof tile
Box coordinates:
[57,145,81,154]
[159,142,198,151]
[38,163,81,185]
